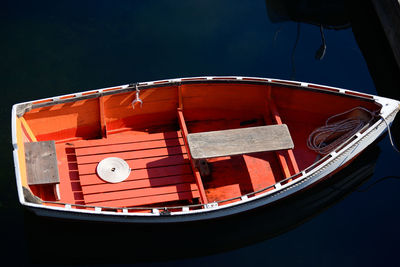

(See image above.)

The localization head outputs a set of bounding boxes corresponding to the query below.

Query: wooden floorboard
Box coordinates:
[89,190,199,207]
[55,143,84,204]
[84,183,198,203]
[75,138,184,156]
[73,131,199,207]
[82,174,196,194]
[79,164,193,186]
[76,146,187,164]
[77,154,189,175]
[73,131,182,148]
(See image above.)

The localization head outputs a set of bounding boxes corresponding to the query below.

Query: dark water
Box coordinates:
[1,0,400,266]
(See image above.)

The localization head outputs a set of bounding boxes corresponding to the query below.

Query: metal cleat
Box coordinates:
[131,84,143,109]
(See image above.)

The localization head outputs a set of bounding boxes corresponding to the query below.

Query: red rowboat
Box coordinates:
[12,76,399,223]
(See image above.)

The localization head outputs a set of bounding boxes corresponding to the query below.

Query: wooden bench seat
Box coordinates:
[72,131,200,207]
[187,124,294,160]
[25,140,60,185]
[25,140,61,200]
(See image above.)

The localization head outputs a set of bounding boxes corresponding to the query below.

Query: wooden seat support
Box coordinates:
[178,108,208,204]
[177,84,208,204]
[99,96,107,138]
[266,86,300,178]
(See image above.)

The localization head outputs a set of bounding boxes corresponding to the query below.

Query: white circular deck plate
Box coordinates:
[96,157,131,183]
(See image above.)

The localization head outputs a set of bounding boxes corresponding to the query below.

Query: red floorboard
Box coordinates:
[71,131,199,207]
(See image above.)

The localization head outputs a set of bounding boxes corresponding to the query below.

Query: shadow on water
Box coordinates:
[349,0,400,148]
[24,144,380,264]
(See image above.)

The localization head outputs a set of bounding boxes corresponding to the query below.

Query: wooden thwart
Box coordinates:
[178,108,208,203]
[187,124,294,159]
[25,141,60,185]
[266,88,300,177]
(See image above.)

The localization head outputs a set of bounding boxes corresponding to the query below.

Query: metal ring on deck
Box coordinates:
[96,157,131,183]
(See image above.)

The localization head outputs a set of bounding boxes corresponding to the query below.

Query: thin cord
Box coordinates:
[315,25,327,60]
[381,116,400,153]
[320,24,326,46]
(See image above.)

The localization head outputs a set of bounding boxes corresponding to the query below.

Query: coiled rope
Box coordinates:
[307,107,377,154]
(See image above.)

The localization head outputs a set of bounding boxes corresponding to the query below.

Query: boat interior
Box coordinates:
[15,81,381,211]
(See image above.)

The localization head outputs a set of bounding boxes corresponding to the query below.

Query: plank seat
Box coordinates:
[72,131,200,207]
[25,141,60,185]
[187,124,294,160]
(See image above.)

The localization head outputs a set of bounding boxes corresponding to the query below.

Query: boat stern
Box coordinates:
[11,103,28,206]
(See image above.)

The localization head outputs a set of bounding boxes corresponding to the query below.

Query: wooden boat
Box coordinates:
[12,76,399,223]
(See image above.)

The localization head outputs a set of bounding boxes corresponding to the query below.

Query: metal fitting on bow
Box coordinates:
[131,83,143,109]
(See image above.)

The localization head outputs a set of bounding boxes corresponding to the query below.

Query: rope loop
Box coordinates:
[307,107,377,154]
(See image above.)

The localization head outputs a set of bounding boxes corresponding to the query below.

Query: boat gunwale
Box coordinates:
[11,76,400,220]
[14,76,379,116]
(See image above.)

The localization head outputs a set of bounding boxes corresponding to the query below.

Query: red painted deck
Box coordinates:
[22,81,382,208]
[66,131,200,208]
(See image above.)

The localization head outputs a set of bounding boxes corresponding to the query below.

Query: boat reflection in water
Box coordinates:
[24,144,380,264]
[265,0,350,29]
[266,0,350,61]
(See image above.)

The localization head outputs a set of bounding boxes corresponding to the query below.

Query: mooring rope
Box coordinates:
[307,107,377,154]
[381,116,400,153]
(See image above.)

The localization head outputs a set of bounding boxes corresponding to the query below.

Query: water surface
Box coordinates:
[1,1,399,266]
